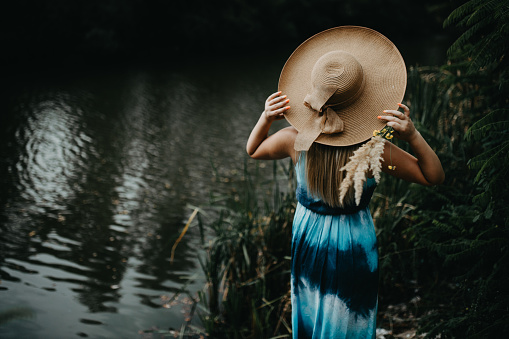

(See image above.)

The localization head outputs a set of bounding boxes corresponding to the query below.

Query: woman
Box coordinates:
[246,27,444,338]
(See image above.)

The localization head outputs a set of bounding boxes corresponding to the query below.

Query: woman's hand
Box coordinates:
[378,103,445,186]
[264,91,290,122]
[378,103,417,142]
[246,91,296,162]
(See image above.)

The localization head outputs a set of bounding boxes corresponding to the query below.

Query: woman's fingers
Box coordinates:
[397,103,410,117]
[267,91,284,101]
[386,121,402,129]
[267,91,281,101]
[274,97,290,108]
[378,104,417,142]
[264,91,290,121]
[269,94,288,106]
[266,92,289,111]
[378,104,409,123]
[275,104,290,116]
[381,109,405,119]
[378,115,400,125]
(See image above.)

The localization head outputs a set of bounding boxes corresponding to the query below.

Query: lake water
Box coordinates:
[0,36,450,338]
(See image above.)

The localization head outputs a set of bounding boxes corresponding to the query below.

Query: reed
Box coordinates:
[190,159,295,338]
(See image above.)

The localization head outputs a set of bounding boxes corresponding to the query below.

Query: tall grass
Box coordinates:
[194,159,295,338]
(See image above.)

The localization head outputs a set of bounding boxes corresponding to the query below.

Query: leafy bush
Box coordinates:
[376,1,509,337]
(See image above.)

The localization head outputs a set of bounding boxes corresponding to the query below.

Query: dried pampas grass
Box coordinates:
[339,136,385,205]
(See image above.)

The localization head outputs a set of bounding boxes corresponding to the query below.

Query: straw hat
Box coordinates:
[279,26,407,151]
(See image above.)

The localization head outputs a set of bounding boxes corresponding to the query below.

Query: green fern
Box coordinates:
[443,0,490,27]
[466,109,509,141]
[468,141,509,182]
[445,0,509,72]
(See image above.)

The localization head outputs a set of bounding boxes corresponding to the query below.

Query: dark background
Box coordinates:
[1,0,461,72]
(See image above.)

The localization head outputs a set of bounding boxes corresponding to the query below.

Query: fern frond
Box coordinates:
[447,21,485,56]
[444,0,486,27]
[431,219,462,237]
[467,142,506,168]
[446,0,509,71]
[466,0,500,27]
[469,30,508,71]
[466,109,509,141]
[472,189,491,206]
[469,141,509,182]
[444,236,505,264]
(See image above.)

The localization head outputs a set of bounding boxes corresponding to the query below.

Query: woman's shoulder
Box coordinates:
[274,125,298,144]
[272,126,298,162]
[279,125,298,136]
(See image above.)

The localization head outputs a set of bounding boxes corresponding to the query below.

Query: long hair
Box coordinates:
[305,142,361,207]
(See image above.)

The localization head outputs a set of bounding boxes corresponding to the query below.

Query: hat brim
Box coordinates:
[278,26,407,147]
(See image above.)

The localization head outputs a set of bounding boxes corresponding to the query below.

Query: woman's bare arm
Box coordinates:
[379,103,445,186]
[246,92,297,162]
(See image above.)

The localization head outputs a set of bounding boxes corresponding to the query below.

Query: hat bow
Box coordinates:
[294,50,366,151]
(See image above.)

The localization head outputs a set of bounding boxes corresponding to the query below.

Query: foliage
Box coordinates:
[363,38,509,339]
[444,0,509,74]
[346,1,509,333]
[372,64,471,320]
[394,0,509,337]
[194,160,295,338]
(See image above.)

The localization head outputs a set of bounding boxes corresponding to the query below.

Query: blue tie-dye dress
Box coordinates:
[291,153,378,339]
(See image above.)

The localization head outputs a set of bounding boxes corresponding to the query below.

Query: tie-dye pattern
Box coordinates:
[291,153,378,339]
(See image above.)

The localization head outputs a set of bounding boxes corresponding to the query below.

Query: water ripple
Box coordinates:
[15,93,93,211]
[0,56,281,337]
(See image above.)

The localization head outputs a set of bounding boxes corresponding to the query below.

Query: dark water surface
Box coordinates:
[0,36,449,338]
[0,54,286,338]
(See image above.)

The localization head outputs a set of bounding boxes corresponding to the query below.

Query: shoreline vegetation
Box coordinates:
[146,0,509,333]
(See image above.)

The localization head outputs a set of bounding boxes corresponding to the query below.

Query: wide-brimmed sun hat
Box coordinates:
[278,26,407,151]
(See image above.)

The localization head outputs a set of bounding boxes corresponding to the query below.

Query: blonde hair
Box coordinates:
[305,143,360,208]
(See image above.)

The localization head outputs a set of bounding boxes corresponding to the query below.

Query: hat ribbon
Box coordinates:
[293,69,366,151]
[294,105,344,151]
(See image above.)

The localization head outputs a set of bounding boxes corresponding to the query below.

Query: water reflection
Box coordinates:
[0,55,283,337]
